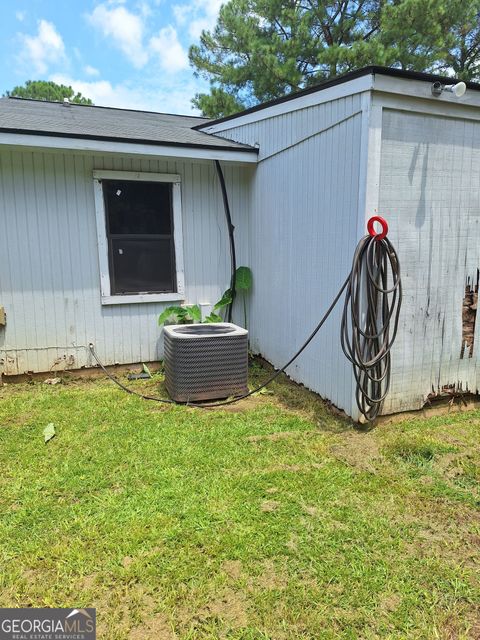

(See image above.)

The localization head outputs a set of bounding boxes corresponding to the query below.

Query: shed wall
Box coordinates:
[378,108,480,413]
[212,94,367,416]
[0,148,249,374]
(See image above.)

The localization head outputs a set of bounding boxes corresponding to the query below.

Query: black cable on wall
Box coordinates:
[215,160,236,322]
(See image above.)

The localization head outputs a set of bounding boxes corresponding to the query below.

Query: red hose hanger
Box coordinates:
[367,216,389,241]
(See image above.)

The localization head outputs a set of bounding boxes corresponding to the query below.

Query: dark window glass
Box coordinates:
[103,180,172,235]
[102,179,176,295]
[110,238,174,294]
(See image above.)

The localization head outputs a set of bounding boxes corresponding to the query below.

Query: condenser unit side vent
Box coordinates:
[164,322,248,402]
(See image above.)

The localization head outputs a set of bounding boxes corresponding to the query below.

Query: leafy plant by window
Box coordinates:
[235,266,253,329]
[158,266,253,327]
[158,305,201,326]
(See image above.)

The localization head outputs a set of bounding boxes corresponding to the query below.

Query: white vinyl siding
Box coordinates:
[378,108,480,414]
[0,148,248,374]
[210,93,367,417]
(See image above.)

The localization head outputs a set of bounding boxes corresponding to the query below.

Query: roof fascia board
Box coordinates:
[199,74,374,134]
[372,89,480,122]
[0,132,258,163]
[372,73,480,110]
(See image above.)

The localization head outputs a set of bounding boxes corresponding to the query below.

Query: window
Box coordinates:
[93,171,184,305]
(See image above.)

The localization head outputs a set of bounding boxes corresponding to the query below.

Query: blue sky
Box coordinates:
[0,0,222,114]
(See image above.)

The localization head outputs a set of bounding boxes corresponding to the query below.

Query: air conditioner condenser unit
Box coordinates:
[163,323,248,402]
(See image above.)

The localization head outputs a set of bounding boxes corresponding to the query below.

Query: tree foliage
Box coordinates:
[190,0,480,117]
[4,80,93,104]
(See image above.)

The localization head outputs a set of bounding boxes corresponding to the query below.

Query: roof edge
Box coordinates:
[0,127,258,153]
[195,65,480,130]
[3,96,210,122]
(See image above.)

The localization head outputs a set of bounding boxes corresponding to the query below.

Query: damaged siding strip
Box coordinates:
[461,270,479,359]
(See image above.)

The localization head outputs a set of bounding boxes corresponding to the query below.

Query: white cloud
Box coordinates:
[87,3,189,74]
[16,10,26,22]
[49,73,202,114]
[173,0,223,40]
[50,74,136,109]
[87,3,148,68]
[136,1,152,17]
[84,65,100,77]
[18,19,66,74]
[172,4,189,25]
[149,26,188,73]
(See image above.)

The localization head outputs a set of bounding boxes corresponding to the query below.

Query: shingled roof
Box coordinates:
[0,97,255,153]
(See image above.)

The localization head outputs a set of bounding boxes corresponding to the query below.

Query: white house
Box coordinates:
[2,66,480,421]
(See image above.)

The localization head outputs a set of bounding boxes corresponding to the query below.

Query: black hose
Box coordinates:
[89,346,177,404]
[89,233,402,422]
[215,160,236,322]
[340,235,402,421]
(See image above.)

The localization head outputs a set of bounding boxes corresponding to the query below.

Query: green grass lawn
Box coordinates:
[0,364,479,639]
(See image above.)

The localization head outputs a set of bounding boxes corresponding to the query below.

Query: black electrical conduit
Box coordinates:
[89,229,402,422]
[215,160,236,322]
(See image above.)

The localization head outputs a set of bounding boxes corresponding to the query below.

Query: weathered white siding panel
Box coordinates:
[379,109,480,413]
[217,94,363,161]
[0,148,247,374]
[212,96,366,416]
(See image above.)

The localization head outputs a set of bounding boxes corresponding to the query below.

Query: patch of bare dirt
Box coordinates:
[260,500,280,512]
[379,398,480,425]
[109,483,124,494]
[76,574,96,591]
[21,568,42,584]
[439,605,480,640]
[180,589,249,630]
[91,584,160,639]
[261,463,324,474]
[330,433,383,472]
[434,450,479,494]
[378,593,402,614]
[129,614,177,640]
[0,411,35,428]
[441,430,472,447]
[435,451,471,474]
[214,396,265,413]
[222,560,243,580]
[251,560,287,591]
[286,533,298,551]
[399,502,480,573]
[265,486,278,494]
[247,430,317,443]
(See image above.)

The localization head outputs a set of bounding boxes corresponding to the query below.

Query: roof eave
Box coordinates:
[0,129,258,163]
[197,65,480,131]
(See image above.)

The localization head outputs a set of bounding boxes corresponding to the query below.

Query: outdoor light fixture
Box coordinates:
[431,81,467,98]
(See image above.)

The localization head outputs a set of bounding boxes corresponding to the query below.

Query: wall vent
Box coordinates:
[164,323,248,402]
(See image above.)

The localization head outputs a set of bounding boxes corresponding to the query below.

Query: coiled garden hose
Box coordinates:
[340,223,402,421]
[89,217,402,422]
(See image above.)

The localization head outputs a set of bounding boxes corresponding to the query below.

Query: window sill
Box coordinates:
[101,292,184,306]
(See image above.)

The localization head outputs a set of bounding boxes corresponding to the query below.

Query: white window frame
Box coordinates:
[93,170,185,305]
